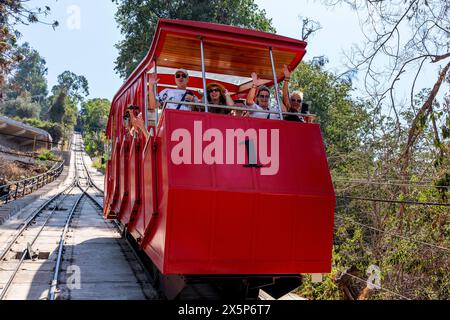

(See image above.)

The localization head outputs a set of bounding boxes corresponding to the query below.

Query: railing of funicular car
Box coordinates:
[148,100,316,131]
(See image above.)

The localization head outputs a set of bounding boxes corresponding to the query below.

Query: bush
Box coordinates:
[92,157,106,174]
[36,149,59,161]
[16,117,64,146]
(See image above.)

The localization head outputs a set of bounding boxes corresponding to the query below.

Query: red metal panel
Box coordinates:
[116,135,131,218]
[103,159,111,217]
[107,73,146,220]
[141,110,334,275]
[129,138,152,240]
[105,138,121,217]
[140,133,167,272]
[120,135,140,225]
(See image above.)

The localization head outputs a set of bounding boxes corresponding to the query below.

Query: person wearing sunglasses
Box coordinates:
[147,68,198,111]
[245,72,287,120]
[281,65,306,122]
[204,82,234,114]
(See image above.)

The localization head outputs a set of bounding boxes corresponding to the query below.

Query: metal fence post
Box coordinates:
[5,185,11,204]
[13,183,18,201]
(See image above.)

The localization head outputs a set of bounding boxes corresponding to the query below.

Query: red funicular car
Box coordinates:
[104,19,334,299]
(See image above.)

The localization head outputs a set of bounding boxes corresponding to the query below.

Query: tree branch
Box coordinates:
[400,60,450,174]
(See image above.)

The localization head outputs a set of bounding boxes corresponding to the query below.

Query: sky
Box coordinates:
[15,0,445,103]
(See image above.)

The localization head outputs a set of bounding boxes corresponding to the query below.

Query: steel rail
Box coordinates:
[0,183,77,300]
[75,135,104,193]
[0,135,84,300]
[48,138,90,300]
[48,191,85,300]
[0,181,75,262]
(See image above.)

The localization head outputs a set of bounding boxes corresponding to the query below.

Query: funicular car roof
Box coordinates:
[113,19,307,101]
[108,19,308,133]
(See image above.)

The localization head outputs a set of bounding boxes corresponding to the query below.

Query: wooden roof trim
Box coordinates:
[112,19,307,107]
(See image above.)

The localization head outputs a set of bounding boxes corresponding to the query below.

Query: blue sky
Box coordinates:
[16,0,122,100]
[16,0,443,103]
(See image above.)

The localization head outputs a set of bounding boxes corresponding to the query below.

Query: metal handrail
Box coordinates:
[148,100,316,138]
[0,160,65,205]
[156,100,315,117]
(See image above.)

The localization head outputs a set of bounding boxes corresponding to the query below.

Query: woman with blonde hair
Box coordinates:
[204,82,234,114]
[282,65,306,122]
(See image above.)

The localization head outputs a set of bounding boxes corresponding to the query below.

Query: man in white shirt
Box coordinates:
[245,72,286,120]
[148,69,198,111]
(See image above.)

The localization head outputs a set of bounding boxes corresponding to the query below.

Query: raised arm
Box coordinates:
[147,73,160,110]
[224,89,234,106]
[246,72,264,106]
[129,111,150,141]
[280,97,288,113]
[282,65,292,110]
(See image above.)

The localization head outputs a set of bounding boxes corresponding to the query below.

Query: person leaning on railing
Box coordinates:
[245,72,287,120]
[281,65,306,123]
[130,68,198,141]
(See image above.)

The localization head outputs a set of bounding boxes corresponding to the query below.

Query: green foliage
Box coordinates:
[81,98,111,158]
[48,89,68,123]
[113,0,275,78]
[92,157,106,173]
[36,148,59,161]
[81,98,110,132]
[51,70,89,104]
[286,59,449,300]
[18,117,63,145]
[287,62,371,171]
[0,91,40,118]
[296,273,341,300]
[46,70,89,145]
[6,42,48,102]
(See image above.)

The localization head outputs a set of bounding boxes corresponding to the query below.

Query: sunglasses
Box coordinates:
[291,99,302,103]
[175,73,187,79]
[208,88,220,93]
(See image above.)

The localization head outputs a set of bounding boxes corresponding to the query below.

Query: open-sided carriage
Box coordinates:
[104,19,334,299]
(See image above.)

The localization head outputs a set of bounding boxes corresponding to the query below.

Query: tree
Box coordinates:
[20,117,64,146]
[296,1,450,300]
[47,89,77,128]
[113,0,275,78]
[286,62,370,167]
[48,89,66,123]
[51,71,89,104]
[7,42,48,102]
[0,91,41,118]
[47,71,89,124]
[80,98,110,132]
[80,98,111,159]
[324,0,449,175]
[0,1,58,87]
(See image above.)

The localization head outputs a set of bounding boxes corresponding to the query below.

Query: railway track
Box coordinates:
[0,134,156,300]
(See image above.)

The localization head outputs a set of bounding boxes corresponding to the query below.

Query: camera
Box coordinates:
[301,102,309,114]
